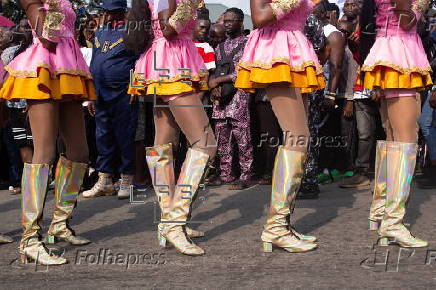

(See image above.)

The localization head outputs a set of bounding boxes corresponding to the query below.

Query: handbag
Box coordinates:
[214,41,246,105]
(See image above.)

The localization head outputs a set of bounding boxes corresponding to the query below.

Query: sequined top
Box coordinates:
[150,0,200,39]
[268,0,315,31]
[39,0,76,41]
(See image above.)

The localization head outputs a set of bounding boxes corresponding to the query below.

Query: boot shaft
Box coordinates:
[20,163,50,251]
[381,142,418,231]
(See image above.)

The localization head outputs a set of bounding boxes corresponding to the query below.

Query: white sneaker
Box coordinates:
[82,173,115,198]
[118,174,133,200]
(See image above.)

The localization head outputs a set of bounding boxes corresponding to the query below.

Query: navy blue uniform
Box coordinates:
[90,24,139,175]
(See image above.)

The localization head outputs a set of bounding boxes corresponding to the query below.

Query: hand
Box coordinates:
[208,78,220,90]
[40,38,57,53]
[430,90,436,109]
[348,30,360,44]
[343,100,354,118]
[87,101,96,116]
[322,98,336,112]
[210,87,221,103]
[129,94,138,104]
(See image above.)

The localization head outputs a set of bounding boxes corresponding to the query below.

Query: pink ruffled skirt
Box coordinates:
[128,36,208,98]
[362,32,432,91]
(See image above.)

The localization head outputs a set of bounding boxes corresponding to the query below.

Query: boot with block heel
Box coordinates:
[20,163,67,265]
[377,142,427,248]
[261,146,317,253]
[47,156,90,246]
[147,145,208,256]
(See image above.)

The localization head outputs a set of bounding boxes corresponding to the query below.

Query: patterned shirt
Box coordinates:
[1,45,27,109]
[212,35,251,121]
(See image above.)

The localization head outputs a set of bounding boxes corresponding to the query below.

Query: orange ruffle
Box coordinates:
[0,68,96,101]
[128,78,208,96]
[235,63,326,94]
[363,66,432,90]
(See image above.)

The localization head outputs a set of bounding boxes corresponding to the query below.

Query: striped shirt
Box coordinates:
[195,42,216,70]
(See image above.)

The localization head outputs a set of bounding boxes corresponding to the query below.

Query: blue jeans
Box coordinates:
[419,92,436,160]
[95,95,138,175]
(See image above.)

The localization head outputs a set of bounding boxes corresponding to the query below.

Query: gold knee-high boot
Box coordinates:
[369,141,387,231]
[288,202,317,242]
[146,144,176,241]
[261,146,317,253]
[20,163,67,265]
[146,144,204,240]
[154,147,209,256]
[378,142,427,248]
[47,156,90,245]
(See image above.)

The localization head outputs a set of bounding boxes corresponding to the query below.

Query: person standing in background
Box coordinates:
[83,0,139,200]
[209,23,226,49]
[194,16,216,71]
[208,8,254,190]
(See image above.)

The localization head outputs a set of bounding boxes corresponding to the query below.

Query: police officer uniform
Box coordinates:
[90,0,139,176]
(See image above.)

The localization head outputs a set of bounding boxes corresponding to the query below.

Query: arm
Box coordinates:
[160,0,199,40]
[392,0,429,30]
[20,0,59,51]
[327,31,346,96]
[250,0,303,28]
[250,0,275,28]
[20,0,45,38]
[208,75,233,89]
[159,0,177,39]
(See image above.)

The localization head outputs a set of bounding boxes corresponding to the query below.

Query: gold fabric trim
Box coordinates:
[412,0,429,13]
[134,71,208,85]
[238,58,324,75]
[270,0,301,16]
[43,0,65,41]
[361,61,432,75]
[168,0,200,32]
[5,63,92,79]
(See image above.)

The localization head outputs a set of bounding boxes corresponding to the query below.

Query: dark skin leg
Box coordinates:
[134,140,149,186]
[20,146,33,164]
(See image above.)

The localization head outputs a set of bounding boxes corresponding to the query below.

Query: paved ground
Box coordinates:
[0,181,436,289]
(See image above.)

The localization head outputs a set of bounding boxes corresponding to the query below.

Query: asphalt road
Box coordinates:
[0,182,436,289]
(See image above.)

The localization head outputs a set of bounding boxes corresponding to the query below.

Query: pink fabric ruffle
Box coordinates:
[238,0,322,73]
[238,28,323,73]
[134,36,207,83]
[362,34,431,74]
[6,37,92,79]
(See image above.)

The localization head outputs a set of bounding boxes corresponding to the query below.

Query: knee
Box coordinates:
[192,135,217,161]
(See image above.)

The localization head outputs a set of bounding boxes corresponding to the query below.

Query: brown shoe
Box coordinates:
[339,174,370,188]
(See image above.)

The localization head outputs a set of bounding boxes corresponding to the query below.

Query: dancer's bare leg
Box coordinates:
[267,87,309,152]
[58,100,89,163]
[27,100,59,164]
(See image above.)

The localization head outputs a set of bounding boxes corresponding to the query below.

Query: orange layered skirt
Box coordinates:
[0,68,96,101]
[235,63,326,94]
